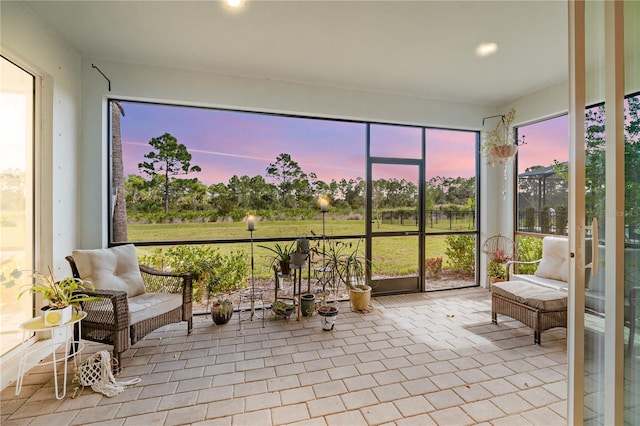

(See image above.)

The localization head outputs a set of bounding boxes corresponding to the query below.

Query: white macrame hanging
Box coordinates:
[73,350,140,398]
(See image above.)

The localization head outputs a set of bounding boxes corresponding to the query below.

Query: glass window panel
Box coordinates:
[369,123,422,159]
[426,234,476,290]
[0,56,35,355]
[425,129,477,232]
[516,115,569,235]
[115,101,366,243]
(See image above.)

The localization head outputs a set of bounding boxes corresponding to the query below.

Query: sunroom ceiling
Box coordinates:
[22,0,568,106]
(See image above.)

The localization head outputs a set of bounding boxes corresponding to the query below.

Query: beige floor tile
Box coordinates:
[280,386,315,405]
[360,401,403,424]
[452,382,493,403]
[231,409,272,426]
[2,288,569,425]
[312,379,348,398]
[324,410,369,425]
[425,389,465,410]
[306,395,346,417]
[395,413,438,425]
[392,395,434,417]
[429,406,475,425]
[461,400,505,423]
[271,402,310,424]
[492,392,535,415]
[340,388,377,410]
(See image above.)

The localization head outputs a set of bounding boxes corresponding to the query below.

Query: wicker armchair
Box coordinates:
[66,245,193,371]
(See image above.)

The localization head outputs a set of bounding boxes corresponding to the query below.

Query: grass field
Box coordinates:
[128,219,476,280]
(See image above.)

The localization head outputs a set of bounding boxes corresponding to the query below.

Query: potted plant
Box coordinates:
[204,250,250,325]
[258,241,296,275]
[272,300,295,319]
[487,260,507,284]
[481,108,525,166]
[210,298,234,325]
[322,238,372,312]
[6,269,100,326]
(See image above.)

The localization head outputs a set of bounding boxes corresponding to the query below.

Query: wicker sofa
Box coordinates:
[66,244,193,371]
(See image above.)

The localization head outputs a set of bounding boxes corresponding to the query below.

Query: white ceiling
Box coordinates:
[23,0,568,106]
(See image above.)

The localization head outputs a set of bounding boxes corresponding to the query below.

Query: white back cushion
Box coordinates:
[534,236,569,282]
[72,244,146,297]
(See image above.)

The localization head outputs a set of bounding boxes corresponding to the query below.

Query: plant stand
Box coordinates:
[16,311,87,399]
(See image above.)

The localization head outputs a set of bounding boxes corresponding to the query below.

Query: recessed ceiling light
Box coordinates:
[476,42,498,57]
[226,0,244,8]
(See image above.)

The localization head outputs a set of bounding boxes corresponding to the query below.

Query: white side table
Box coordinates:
[16,311,86,399]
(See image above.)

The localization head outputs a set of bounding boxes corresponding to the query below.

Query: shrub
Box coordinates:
[444,233,475,274]
[516,235,543,275]
[425,257,443,278]
[139,245,249,302]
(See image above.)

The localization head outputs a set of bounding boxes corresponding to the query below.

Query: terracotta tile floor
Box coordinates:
[1,287,568,425]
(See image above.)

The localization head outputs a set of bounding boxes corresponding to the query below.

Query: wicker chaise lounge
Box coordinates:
[66,244,193,371]
[491,280,567,344]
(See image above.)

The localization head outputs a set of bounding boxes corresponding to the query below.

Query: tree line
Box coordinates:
[123,148,477,219]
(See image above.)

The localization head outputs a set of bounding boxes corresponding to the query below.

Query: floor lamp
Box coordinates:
[319,199,330,304]
[240,215,264,328]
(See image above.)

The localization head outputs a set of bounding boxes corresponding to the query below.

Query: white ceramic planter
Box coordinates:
[41,305,72,327]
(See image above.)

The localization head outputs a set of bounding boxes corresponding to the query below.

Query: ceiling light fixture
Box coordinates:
[476,42,498,57]
[226,0,244,8]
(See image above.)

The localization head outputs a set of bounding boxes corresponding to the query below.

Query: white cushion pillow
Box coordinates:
[72,244,146,297]
[534,236,569,282]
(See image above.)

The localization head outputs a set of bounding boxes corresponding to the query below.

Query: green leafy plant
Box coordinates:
[444,233,475,274]
[321,238,369,290]
[258,241,296,274]
[487,260,506,280]
[2,268,100,310]
[139,245,248,302]
[516,235,543,275]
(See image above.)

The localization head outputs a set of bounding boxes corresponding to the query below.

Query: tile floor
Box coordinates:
[1,287,568,425]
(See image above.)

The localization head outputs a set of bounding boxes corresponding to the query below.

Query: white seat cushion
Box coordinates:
[511,274,568,292]
[493,280,567,311]
[128,293,183,325]
[72,244,146,298]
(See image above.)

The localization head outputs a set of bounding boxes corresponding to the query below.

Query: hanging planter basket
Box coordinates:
[490,145,518,159]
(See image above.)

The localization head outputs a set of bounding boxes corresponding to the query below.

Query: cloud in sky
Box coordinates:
[120,101,566,186]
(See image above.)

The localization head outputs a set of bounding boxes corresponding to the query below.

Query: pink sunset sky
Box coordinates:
[119,101,568,186]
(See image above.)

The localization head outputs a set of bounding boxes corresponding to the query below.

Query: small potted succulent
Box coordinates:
[272,300,295,319]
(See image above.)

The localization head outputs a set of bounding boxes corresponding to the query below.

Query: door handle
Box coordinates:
[591,217,598,276]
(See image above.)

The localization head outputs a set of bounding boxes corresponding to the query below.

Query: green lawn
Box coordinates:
[129,219,475,279]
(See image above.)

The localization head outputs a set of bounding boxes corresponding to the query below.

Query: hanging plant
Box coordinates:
[481,108,526,167]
